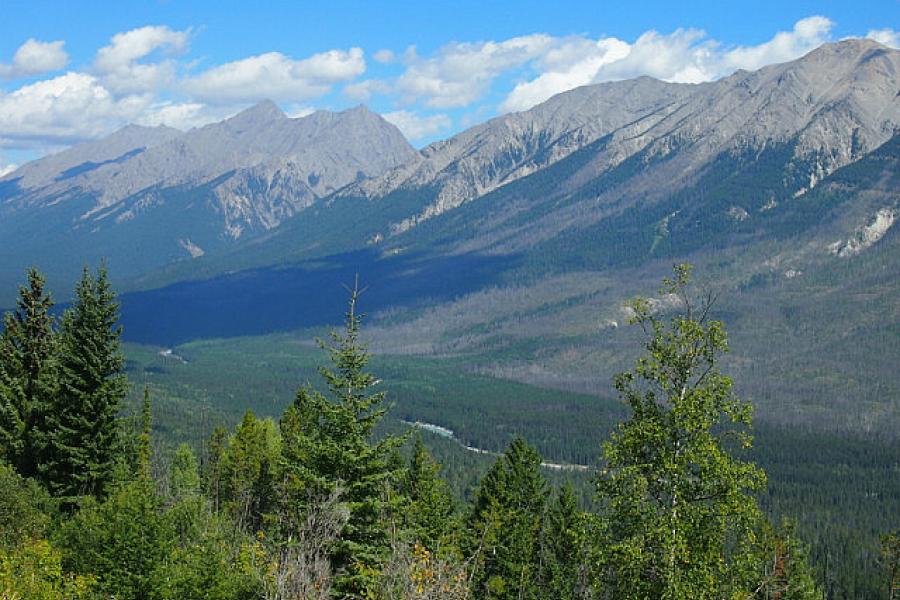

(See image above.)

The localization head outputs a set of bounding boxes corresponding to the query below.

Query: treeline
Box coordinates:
[0,265,896,599]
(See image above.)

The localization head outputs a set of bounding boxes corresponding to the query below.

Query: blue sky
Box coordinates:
[0,0,897,172]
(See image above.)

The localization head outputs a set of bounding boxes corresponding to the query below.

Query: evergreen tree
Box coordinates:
[401,435,456,551]
[883,531,900,600]
[170,443,202,501]
[593,265,769,599]
[59,391,171,600]
[466,437,548,600]
[218,410,280,531]
[203,425,229,512]
[0,267,56,475]
[42,265,128,501]
[60,457,174,599]
[278,281,407,598]
[540,482,588,600]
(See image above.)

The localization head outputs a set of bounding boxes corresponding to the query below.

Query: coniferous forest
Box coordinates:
[1,263,897,599]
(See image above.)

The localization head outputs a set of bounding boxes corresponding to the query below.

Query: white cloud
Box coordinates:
[0,161,17,177]
[133,101,235,131]
[93,25,190,94]
[867,28,900,49]
[343,78,391,101]
[395,34,554,108]
[501,37,630,112]
[720,16,833,71]
[373,49,396,64]
[0,72,148,146]
[501,16,836,113]
[0,38,69,79]
[286,104,315,118]
[382,110,451,141]
[183,48,365,103]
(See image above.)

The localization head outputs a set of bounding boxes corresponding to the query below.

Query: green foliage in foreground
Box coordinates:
[0,264,894,599]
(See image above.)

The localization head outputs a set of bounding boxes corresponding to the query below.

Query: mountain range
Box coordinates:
[1,38,899,433]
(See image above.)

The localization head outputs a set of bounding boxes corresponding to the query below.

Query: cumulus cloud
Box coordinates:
[373,49,396,64]
[501,37,630,112]
[382,110,451,142]
[133,101,238,131]
[867,28,900,48]
[93,25,190,94]
[344,78,391,101]
[720,16,833,71]
[501,16,836,112]
[183,48,365,103]
[0,72,148,146]
[0,38,69,79]
[0,161,17,177]
[396,35,554,108]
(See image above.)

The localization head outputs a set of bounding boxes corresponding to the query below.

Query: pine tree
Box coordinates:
[58,389,172,600]
[0,267,56,476]
[466,437,548,600]
[278,280,408,598]
[593,265,768,599]
[540,483,588,600]
[41,265,128,501]
[402,434,456,551]
[203,425,229,512]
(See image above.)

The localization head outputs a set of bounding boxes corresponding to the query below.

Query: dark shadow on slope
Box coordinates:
[55,148,145,181]
[119,249,519,346]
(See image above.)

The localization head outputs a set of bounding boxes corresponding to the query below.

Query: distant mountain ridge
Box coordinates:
[339,39,899,244]
[0,102,416,294]
[0,39,897,301]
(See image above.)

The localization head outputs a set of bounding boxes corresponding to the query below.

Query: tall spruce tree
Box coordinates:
[279,280,407,598]
[466,437,548,600]
[401,435,456,551]
[42,265,128,501]
[540,483,588,600]
[0,267,56,476]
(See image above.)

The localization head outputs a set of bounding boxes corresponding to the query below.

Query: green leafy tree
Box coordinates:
[401,435,456,551]
[170,442,202,501]
[60,474,174,599]
[218,410,280,532]
[592,264,774,598]
[278,281,407,598]
[42,265,128,501]
[0,267,56,475]
[158,443,261,600]
[466,437,548,600]
[0,463,54,550]
[0,537,95,599]
[58,387,171,599]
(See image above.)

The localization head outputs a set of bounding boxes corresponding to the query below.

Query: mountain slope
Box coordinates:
[0,103,417,298]
[161,39,897,286]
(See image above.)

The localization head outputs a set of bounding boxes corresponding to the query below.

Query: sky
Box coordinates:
[0,0,897,174]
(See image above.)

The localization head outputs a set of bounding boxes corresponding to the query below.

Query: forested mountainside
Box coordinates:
[0,36,899,599]
[6,264,895,599]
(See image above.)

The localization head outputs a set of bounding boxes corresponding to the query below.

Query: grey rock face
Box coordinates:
[346,39,899,237]
[2,101,417,237]
[2,124,182,191]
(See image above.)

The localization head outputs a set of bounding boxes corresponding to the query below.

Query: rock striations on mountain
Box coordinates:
[1,101,416,238]
[339,39,899,240]
[0,39,897,298]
